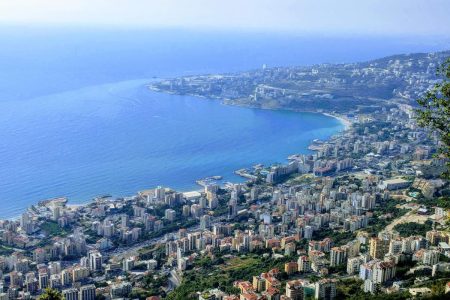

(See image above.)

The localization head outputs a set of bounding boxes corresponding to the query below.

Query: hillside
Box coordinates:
[149,50,450,113]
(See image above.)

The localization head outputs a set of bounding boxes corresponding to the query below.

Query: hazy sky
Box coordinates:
[1,0,449,35]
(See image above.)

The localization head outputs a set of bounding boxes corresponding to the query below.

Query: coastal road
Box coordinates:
[106,215,228,258]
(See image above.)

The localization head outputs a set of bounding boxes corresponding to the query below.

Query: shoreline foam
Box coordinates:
[322,113,353,130]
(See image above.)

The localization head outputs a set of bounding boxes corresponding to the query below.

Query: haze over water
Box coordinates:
[0,27,448,218]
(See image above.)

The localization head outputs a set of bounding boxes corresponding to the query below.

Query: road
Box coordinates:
[106,215,228,258]
[384,209,429,234]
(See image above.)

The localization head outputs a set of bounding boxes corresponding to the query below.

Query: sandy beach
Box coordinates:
[323,113,353,130]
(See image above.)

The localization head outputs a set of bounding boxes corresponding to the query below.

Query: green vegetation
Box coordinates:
[327,263,347,275]
[84,228,102,244]
[313,229,355,246]
[40,221,68,237]
[38,288,63,300]
[131,274,168,298]
[418,196,450,210]
[365,199,408,235]
[353,121,392,137]
[376,199,408,216]
[333,175,362,188]
[287,174,314,185]
[146,219,197,240]
[336,279,364,299]
[138,244,165,261]
[393,220,433,237]
[336,279,409,300]
[0,244,14,256]
[395,260,418,280]
[166,253,291,300]
[420,164,449,179]
[416,58,450,179]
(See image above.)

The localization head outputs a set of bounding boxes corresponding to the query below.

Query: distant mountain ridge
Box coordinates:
[149,50,450,113]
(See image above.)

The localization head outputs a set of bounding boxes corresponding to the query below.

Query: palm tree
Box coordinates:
[39,288,63,300]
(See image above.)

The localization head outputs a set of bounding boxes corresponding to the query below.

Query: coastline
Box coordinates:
[149,85,354,131]
[1,89,350,221]
[322,113,353,130]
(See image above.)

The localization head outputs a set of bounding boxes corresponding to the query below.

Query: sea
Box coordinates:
[0,26,448,218]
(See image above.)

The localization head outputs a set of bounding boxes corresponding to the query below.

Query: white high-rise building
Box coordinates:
[200,215,211,230]
[423,250,440,266]
[228,199,237,220]
[154,186,165,202]
[88,251,102,272]
[62,288,79,300]
[315,279,337,300]
[304,226,313,239]
[79,285,96,300]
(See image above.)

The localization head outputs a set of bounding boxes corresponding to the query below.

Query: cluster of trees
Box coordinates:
[416,58,450,179]
[365,199,408,235]
[313,228,355,246]
[128,274,168,299]
[166,253,291,300]
[393,220,433,237]
[335,278,449,300]
[40,220,69,237]
[39,289,62,300]
[418,196,450,209]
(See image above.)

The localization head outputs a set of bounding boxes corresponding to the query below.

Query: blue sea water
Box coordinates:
[0,26,449,218]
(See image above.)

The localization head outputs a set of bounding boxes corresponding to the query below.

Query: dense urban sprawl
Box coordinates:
[1,51,450,300]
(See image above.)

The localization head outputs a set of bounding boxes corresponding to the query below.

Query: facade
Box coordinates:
[369,237,389,260]
[330,247,347,267]
[286,280,305,300]
[314,279,336,300]
[284,262,298,275]
[62,288,79,300]
[372,261,397,284]
[423,250,440,266]
[298,256,311,273]
[89,251,102,272]
[379,178,411,190]
[347,256,364,275]
[79,285,96,300]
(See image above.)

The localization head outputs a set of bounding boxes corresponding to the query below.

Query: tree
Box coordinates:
[416,58,450,178]
[39,288,63,300]
[431,282,445,296]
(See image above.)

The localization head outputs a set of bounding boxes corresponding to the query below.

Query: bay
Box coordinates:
[0,79,342,218]
[0,27,448,218]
